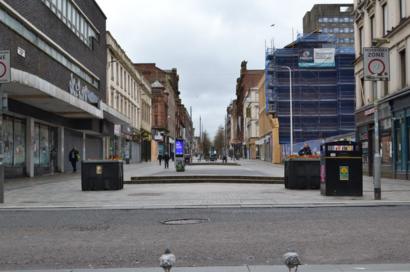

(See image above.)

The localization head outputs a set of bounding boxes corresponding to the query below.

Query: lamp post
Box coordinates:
[272,65,293,154]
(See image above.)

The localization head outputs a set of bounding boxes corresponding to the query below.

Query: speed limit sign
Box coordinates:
[0,50,10,83]
[364,47,389,81]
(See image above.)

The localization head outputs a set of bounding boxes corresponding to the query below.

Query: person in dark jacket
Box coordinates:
[298,143,312,156]
[164,152,170,169]
[158,153,163,165]
[68,147,80,172]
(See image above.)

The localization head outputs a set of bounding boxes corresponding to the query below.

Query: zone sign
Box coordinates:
[363,47,389,81]
[0,50,11,83]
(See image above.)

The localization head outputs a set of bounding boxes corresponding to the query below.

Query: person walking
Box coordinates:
[164,152,170,169]
[298,143,312,156]
[68,147,80,172]
[158,153,162,166]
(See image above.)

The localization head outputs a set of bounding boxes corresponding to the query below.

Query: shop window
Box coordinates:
[395,121,402,163]
[14,119,26,165]
[381,135,392,164]
[408,118,410,163]
[2,116,26,166]
[39,125,50,167]
[3,117,14,165]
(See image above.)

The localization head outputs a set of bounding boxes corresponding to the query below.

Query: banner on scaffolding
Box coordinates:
[299,48,335,68]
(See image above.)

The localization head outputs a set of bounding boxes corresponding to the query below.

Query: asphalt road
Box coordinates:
[1,206,410,270]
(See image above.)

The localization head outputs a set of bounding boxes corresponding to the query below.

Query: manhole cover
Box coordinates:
[161,218,209,225]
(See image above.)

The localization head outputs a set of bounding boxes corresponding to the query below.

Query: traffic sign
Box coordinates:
[363,47,389,81]
[0,50,10,83]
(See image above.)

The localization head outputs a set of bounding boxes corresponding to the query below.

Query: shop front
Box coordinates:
[391,91,410,180]
[141,129,152,162]
[2,115,26,178]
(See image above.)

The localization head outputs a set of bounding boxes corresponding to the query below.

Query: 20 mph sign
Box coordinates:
[0,50,11,83]
[364,47,389,81]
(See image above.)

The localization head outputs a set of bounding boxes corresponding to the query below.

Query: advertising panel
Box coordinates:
[175,138,184,157]
[299,48,335,68]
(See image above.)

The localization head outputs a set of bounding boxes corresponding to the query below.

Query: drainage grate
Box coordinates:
[161,218,209,225]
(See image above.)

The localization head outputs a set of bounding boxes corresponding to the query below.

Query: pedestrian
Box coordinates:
[158,153,162,166]
[164,152,170,169]
[298,143,312,156]
[68,147,80,172]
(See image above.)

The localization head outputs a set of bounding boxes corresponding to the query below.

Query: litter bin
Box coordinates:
[320,141,362,196]
[284,156,320,189]
[81,160,124,191]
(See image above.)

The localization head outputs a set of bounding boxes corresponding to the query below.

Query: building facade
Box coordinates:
[105,31,152,163]
[303,4,355,48]
[353,0,410,178]
[265,33,356,155]
[234,61,264,158]
[256,74,281,163]
[243,87,259,159]
[134,64,185,160]
[0,0,114,178]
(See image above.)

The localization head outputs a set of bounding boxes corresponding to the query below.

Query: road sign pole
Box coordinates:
[364,47,390,200]
[0,83,4,203]
[373,97,381,200]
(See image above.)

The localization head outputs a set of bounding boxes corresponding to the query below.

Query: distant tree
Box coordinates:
[213,125,225,157]
[202,131,211,159]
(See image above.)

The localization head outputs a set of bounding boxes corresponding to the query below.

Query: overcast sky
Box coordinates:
[96,0,353,138]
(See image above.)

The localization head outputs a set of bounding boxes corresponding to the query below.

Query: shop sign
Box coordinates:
[69,73,99,104]
[114,124,121,136]
[339,166,349,181]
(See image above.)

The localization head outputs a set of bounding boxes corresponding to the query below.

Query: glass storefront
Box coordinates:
[2,116,26,167]
[33,123,57,169]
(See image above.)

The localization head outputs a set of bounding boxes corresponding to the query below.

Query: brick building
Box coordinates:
[233,61,264,158]
[0,0,115,177]
[134,64,180,160]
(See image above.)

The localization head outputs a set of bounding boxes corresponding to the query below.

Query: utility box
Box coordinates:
[284,157,320,189]
[81,160,124,191]
[320,141,362,196]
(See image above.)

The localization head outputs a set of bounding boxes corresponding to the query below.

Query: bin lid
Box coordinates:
[82,160,124,164]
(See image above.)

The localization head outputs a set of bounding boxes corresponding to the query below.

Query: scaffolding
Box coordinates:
[265,32,355,145]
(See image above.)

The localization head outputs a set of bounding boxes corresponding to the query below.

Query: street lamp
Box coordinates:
[271,65,293,154]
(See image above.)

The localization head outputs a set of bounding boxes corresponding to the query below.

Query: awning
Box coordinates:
[7,68,103,119]
[100,102,131,125]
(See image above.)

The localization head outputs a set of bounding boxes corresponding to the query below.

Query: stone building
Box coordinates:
[234,61,264,158]
[256,74,281,164]
[243,87,259,159]
[353,0,410,178]
[105,31,152,163]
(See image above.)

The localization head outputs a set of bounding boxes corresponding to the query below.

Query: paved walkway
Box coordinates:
[3,263,410,272]
[2,160,410,209]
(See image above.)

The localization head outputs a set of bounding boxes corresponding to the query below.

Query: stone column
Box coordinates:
[58,126,64,172]
[25,117,34,177]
